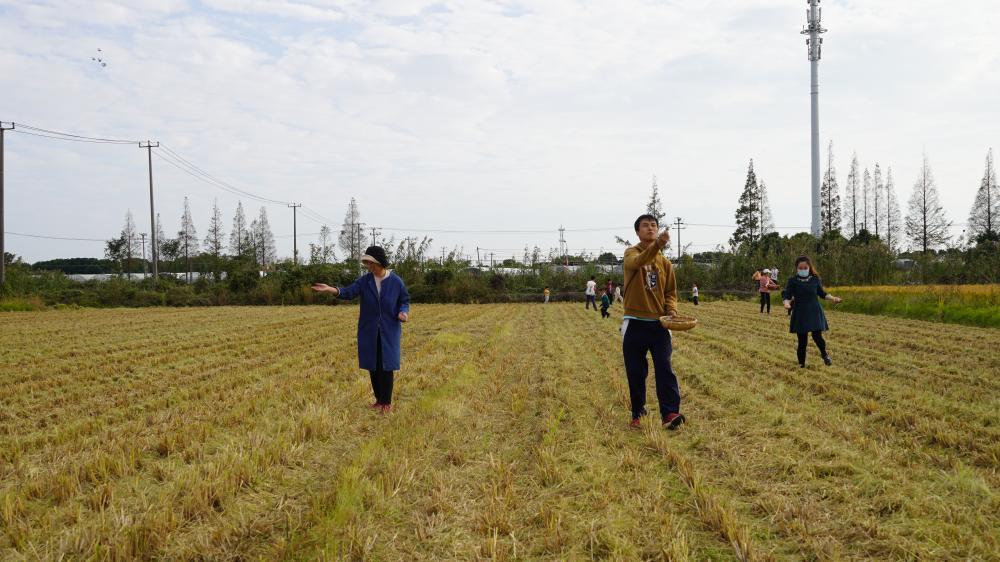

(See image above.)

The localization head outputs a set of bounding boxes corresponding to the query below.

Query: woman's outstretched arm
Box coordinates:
[312,276,364,299]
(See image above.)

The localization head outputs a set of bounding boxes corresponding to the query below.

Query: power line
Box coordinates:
[5,229,326,242]
[8,123,295,206]
[155,146,293,205]
[299,207,338,226]
[13,123,137,144]
[5,231,106,241]
[153,151,264,203]
[375,226,621,234]
[12,129,137,145]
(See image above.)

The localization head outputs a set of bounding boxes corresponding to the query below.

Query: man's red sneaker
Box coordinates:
[629,418,641,429]
[371,402,382,409]
[380,404,393,415]
[662,413,686,430]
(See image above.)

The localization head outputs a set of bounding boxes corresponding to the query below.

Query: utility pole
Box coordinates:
[802,0,827,237]
[370,226,380,247]
[490,252,495,269]
[441,247,446,265]
[0,122,12,288]
[140,141,159,284]
[476,246,481,267]
[674,217,687,259]
[288,203,302,265]
[139,233,148,278]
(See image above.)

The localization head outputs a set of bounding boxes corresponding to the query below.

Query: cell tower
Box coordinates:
[802,0,827,237]
[558,225,568,264]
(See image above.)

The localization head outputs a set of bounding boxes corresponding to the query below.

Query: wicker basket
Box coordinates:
[660,314,698,331]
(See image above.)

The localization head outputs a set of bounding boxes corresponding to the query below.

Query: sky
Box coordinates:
[1,0,997,263]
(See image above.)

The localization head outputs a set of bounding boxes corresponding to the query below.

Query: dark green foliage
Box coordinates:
[4,234,998,307]
[31,258,116,274]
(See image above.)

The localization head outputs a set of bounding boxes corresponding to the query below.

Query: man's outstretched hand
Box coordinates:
[657,228,671,247]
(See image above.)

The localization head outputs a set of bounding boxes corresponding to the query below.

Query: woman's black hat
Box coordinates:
[361,245,389,268]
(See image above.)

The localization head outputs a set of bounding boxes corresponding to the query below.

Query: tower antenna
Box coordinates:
[802,0,827,237]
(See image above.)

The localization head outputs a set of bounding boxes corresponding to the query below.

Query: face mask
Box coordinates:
[797,269,810,278]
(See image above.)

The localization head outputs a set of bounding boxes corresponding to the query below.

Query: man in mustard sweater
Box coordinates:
[621,214,685,430]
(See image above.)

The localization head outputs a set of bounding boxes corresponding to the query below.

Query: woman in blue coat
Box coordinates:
[312,246,410,413]
[781,255,843,368]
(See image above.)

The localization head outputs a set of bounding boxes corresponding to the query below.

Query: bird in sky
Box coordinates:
[90,48,107,67]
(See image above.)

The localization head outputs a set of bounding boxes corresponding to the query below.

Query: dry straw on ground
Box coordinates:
[1,301,998,560]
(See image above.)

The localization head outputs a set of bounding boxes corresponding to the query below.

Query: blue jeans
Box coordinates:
[622,319,680,419]
[586,294,597,309]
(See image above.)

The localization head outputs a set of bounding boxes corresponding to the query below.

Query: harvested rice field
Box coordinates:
[1,302,998,560]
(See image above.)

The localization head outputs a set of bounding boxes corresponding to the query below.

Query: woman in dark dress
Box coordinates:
[781,255,842,368]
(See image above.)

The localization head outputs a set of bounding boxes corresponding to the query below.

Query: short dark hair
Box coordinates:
[634,214,658,232]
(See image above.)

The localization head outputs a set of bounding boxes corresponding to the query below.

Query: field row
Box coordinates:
[2,301,998,560]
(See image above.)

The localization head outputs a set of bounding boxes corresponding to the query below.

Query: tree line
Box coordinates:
[729,146,998,254]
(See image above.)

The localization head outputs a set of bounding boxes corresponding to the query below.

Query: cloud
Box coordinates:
[0,0,997,260]
[201,0,344,23]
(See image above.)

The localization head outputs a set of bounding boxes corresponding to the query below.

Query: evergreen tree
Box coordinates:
[646,175,666,225]
[905,155,952,253]
[885,167,902,252]
[338,198,368,265]
[177,196,199,282]
[968,148,1000,243]
[843,152,861,237]
[229,202,249,258]
[820,141,842,235]
[730,159,761,250]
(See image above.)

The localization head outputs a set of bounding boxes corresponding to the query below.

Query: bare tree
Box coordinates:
[905,155,952,253]
[968,148,1000,243]
[338,198,368,266]
[759,180,775,237]
[155,213,168,274]
[309,224,337,265]
[820,141,842,235]
[843,152,860,237]
[872,163,883,238]
[862,167,872,233]
[229,202,249,258]
[204,198,225,257]
[203,198,225,280]
[177,196,199,282]
[885,167,902,252]
[249,207,277,270]
[105,210,140,277]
